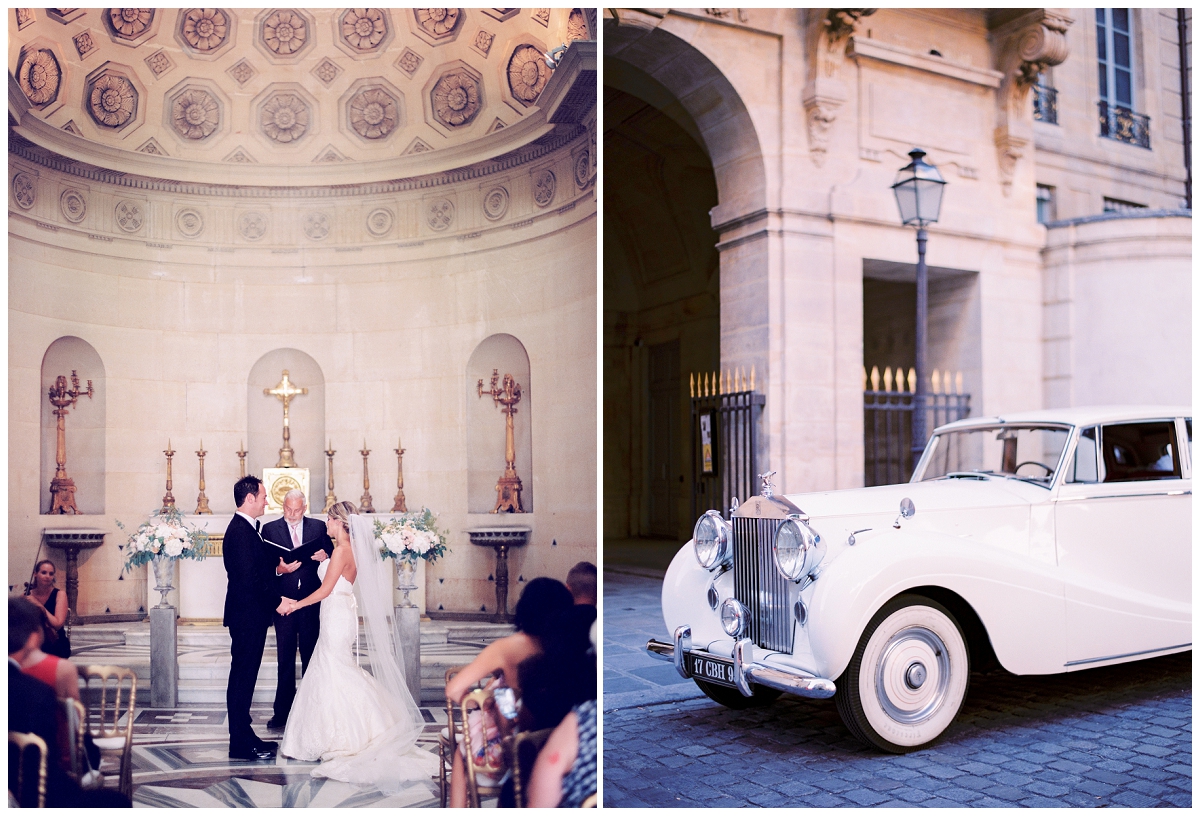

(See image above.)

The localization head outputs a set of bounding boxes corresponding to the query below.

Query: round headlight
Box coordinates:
[720,598,747,637]
[773,517,823,582]
[693,511,730,569]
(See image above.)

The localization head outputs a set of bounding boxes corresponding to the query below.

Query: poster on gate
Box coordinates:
[700,412,715,474]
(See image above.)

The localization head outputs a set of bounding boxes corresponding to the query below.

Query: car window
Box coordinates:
[1065,426,1098,483]
[919,425,1068,484]
[1100,421,1180,482]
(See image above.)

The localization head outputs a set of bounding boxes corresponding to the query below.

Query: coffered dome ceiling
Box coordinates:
[9,8,593,185]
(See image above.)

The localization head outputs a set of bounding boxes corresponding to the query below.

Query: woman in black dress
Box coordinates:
[26,559,70,658]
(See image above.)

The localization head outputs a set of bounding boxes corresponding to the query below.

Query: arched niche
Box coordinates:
[40,337,106,514]
[247,350,326,486]
[468,335,533,513]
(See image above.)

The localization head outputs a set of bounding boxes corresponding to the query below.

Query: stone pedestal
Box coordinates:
[396,604,422,704]
[468,527,532,622]
[150,606,178,707]
[41,528,105,626]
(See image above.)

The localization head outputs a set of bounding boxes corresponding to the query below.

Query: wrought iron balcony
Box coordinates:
[1033,85,1058,124]
[1098,101,1151,149]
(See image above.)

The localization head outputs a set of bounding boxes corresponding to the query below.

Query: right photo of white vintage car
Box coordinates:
[649,407,1191,752]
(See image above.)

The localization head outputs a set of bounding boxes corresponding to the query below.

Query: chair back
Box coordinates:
[61,698,88,780]
[512,726,553,808]
[8,731,48,808]
[459,687,511,808]
[82,665,137,742]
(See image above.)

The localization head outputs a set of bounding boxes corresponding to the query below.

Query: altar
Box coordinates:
[155,513,426,620]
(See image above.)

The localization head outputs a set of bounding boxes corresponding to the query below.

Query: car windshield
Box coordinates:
[917,424,1070,486]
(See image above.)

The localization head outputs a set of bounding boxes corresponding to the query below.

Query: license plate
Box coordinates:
[686,653,736,688]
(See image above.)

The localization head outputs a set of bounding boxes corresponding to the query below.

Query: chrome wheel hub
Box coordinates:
[875,626,950,724]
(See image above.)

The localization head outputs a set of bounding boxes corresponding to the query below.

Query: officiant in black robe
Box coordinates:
[261,488,334,729]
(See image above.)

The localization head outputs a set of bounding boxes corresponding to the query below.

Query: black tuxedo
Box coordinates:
[221,513,281,751]
[261,515,334,723]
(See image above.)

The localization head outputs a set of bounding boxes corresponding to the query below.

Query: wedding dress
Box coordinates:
[279,515,438,793]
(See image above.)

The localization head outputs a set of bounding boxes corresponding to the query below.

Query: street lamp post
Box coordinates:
[891,148,946,466]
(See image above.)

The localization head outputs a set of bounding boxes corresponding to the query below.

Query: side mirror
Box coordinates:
[893,497,916,529]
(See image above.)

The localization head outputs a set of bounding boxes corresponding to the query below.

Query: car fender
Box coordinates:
[661,540,730,649]
[807,530,1066,680]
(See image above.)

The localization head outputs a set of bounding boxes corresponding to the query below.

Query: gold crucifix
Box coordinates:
[477,368,525,513]
[265,370,307,468]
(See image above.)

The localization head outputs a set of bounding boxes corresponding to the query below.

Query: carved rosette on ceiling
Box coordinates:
[482,186,509,221]
[12,172,37,210]
[349,87,399,139]
[17,48,62,107]
[108,8,154,40]
[180,8,230,52]
[366,207,393,236]
[303,211,330,240]
[171,88,220,140]
[532,168,555,208]
[60,188,87,223]
[88,72,138,128]
[427,198,454,231]
[432,70,481,128]
[175,207,204,237]
[396,48,423,77]
[238,211,267,241]
[415,8,461,40]
[341,8,388,52]
[508,45,551,105]
[262,9,309,56]
[260,92,310,144]
[114,199,143,232]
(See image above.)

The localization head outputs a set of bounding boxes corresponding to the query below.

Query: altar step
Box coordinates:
[69,619,513,706]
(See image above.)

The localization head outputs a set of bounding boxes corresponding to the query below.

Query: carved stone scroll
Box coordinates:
[802,8,875,167]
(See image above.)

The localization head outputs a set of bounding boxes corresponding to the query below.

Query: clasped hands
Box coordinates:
[277,598,300,616]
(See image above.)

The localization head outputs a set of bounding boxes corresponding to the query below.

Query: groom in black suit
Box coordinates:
[261,488,333,729]
[222,475,289,760]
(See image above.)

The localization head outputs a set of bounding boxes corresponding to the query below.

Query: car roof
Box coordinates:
[935,405,1192,432]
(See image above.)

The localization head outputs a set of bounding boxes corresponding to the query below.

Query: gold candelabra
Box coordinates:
[161,440,176,513]
[477,368,525,513]
[47,370,94,514]
[194,440,211,514]
[237,440,247,478]
[391,437,408,513]
[359,441,375,513]
[323,441,337,512]
[265,370,307,468]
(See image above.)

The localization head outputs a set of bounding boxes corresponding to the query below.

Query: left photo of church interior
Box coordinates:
[9,7,597,808]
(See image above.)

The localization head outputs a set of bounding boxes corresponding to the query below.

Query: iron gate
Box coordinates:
[864,391,970,486]
[691,388,765,520]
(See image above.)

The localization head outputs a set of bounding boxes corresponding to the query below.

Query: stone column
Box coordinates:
[395,560,422,704]
[150,606,178,707]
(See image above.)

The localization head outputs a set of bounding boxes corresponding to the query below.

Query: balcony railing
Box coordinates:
[1033,85,1058,124]
[1098,101,1151,149]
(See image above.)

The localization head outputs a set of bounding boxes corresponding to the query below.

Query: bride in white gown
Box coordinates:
[275,501,438,793]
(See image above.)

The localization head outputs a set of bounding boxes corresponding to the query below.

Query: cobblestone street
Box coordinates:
[604,568,1192,808]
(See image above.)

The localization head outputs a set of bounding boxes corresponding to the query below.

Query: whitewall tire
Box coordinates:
[835,594,970,752]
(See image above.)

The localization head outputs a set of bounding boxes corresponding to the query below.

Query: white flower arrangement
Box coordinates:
[118,506,209,571]
[374,508,448,565]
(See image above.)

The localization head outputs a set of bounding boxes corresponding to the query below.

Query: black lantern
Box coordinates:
[891,148,946,467]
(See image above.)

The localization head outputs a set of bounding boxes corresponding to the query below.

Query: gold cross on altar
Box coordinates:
[265,370,308,468]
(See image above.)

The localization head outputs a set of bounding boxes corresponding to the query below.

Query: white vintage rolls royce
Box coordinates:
[648,406,1191,752]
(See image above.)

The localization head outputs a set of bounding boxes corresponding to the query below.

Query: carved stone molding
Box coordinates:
[990,9,1073,195]
[87,71,138,129]
[60,188,87,222]
[107,8,154,40]
[396,48,423,77]
[144,49,174,78]
[507,45,551,105]
[73,30,97,59]
[175,207,203,237]
[12,172,37,210]
[340,8,389,52]
[532,8,550,27]
[16,8,35,29]
[432,69,482,128]
[260,9,311,58]
[427,198,454,231]
[413,9,462,44]
[17,48,62,108]
[573,148,591,189]
[804,101,839,168]
[532,168,555,207]
[366,207,394,236]
[472,29,495,57]
[567,9,589,41]
[114,199,143,232]
[228,58,256,85]
[238,211,268,240]
[312,58,341,86]
[802,8,874,167]
[482,185,509,220]
[348,86,399,140]
[259,91,311,144]
[170,87,221,141]
[303,211,330,240]
[180,8,231,53]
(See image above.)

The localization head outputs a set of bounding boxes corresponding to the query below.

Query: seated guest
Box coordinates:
[9,599,130,807]
[517,604,597,732]
[525,698,597,807]
[25,559,70,658]
[444,577,574,808]
[566,561,597,606]
[17,598,82,703]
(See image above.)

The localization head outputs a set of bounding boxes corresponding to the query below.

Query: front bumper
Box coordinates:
[647,624,836,700]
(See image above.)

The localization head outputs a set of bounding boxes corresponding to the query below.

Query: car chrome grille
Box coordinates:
[732,516,793,652]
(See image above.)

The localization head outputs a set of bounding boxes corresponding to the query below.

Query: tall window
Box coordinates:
[1096,9,1133,110]
[1036,184,1056,224]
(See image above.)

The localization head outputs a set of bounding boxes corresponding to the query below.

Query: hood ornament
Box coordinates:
[759,471,777,499]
